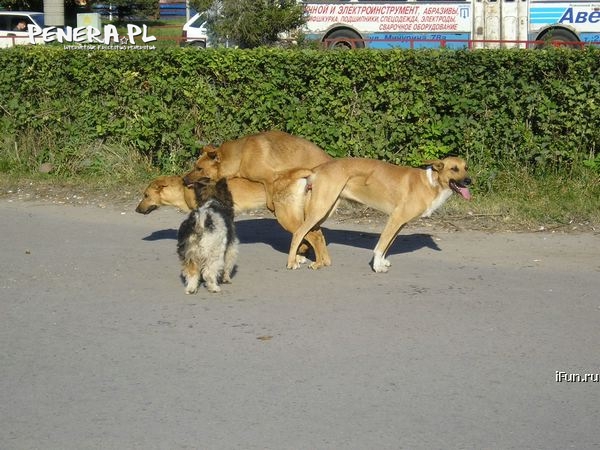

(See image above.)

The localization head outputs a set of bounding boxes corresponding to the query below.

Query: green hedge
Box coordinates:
[1,46,599,173]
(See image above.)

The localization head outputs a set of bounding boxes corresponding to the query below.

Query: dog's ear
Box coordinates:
[424,160,445,172]
[200,145,217,154]
[153,180,169,191]
[209,151,220,162]
[201,145,220,162]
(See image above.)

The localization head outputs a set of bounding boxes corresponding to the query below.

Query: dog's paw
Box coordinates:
[206,284,221,293]
[286,261,300,270]
[185,287,198,294]
[372,260,390,273]
[372,253,391,273]
[308,261,323,270]
[295,255,308,265]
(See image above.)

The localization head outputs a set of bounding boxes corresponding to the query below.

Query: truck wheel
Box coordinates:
[325,30,364,49]
[536,29,580,49]
[189,40,207,48]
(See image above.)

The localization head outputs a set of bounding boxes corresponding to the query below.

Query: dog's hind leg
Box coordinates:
[222,239,239,284]
[287,190,342,270]
[303,229,331,269]
[202,258,225,293]
[272,170,318,266]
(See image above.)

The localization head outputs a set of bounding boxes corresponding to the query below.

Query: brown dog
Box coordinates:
[135,173,320,266]
[183,130,332,210]
[286,157,471,273]
[136,175,196,214]
[135,175,266,215]
[183,130,333,268]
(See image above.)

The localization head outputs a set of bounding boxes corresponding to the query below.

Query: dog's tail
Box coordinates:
[272,168,314,215]
[275,168,313,180]
[273,169,313,194]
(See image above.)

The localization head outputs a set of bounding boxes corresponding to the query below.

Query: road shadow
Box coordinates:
[143,228,178,241]
[237,218,439,256]
[142,218,440,256]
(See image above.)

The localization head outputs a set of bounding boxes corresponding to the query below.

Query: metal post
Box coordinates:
[43,0,65,27]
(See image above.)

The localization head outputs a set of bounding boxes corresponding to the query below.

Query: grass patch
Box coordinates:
[112,18,187,48]
[440,165,600,231]
[0,134,161,184]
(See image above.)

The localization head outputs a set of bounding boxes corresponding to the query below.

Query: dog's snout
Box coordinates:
[463,177,472,186]
[135,204,157,214]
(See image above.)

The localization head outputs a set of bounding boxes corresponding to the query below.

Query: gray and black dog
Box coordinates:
[177,177,238,294]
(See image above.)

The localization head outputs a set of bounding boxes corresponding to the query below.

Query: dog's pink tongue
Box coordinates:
[458,186,472,200]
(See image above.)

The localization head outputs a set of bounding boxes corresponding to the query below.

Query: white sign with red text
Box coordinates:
[305,2,471,34]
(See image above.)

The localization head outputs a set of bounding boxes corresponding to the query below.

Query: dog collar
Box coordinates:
[425,166,438,187]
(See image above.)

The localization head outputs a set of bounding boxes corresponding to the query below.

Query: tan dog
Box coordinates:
[183,130,332,210]
[136,175,196,214]
[135,173,320,266]
[135,175,266,215]
[286,157,472,273]
[183,130,333,268]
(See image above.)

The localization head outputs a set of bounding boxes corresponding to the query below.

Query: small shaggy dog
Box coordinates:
[177,177,239,294]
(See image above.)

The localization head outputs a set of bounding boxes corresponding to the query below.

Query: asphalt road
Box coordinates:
[1,198,599,450]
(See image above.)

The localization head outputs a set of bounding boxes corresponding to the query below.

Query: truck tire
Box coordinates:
[325,29,364,49]
[535,29,580,49]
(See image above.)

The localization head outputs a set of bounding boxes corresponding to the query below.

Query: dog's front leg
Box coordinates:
[203,274,221,293]
[184,274,200,294]
[372,252,392,273]
[182,261,200,294]
[372,211,409,273]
